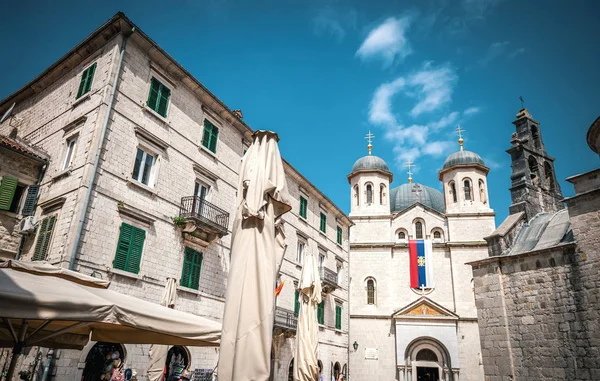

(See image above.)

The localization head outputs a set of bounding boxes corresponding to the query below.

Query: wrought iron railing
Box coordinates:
[274,307,297,331]
[179,196,229,233]
[320,267,338,286]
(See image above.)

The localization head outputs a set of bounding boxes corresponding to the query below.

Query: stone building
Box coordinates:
[348,135,495,381]
[0,12,351,381]
[469,109,600,381]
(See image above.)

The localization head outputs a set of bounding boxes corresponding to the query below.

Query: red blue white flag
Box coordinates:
[409,239,434,289]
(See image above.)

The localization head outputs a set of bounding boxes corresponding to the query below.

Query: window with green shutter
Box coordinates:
[146,77,171,117]
[76,62,96,99]
[180,247,203,290]
[33,215,57,261]
[202,119,219,153]
[317,301,324,325]
[320,212,326,233]
[337,226,343,245]
[113,223,146,274]
[0,176,18,211]
[294,289,300,317]
[335,305,342,330]
[21,185,39,216]
[299,196,307,219]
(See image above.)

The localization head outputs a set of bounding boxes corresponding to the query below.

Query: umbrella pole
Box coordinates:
[6,320,28,381]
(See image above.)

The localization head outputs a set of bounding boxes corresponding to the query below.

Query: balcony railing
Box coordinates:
[273,307,297,334]
[320,267,338,291]
[179,196,229,235]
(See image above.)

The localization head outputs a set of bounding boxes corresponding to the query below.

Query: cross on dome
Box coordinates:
[404,160,415,184]
[365,131,375,155]
[456,125,465,151]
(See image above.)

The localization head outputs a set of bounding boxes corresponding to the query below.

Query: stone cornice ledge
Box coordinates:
[467,241,577,267]
[117,203,157,225]
[350,241,395,248]
[38,196,66,212]
[445,212,496,218]
[134,125,169,151]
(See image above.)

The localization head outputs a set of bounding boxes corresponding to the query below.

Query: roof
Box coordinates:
[442,149,485,169]
[0,135,48,162]
[390,183,445,214]
[504,210,573,256]
[586,116,600,154]
[351,155,389,172]
[486,211,525,238]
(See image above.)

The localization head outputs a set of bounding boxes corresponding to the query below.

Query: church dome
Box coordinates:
[442,150,485,169]
[390,183,445,214]
[352,155,389,173]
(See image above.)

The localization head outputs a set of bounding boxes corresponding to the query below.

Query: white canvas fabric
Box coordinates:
[0,261,221,349]
[293,250,322,381]
[218,130,291,381]
[147,277,178,381]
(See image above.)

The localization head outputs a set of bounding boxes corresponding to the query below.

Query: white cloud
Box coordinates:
[463,107,480,116]
[356,16,413,67]
[407,62,457,117]
[461,0,504,19]
[312,7,357,43]
[422,141,455,157]
[429,111,460,130]
[478,41,509,66]
[508,47,526,59]
[369,78,405,126]
[482,157,502,169]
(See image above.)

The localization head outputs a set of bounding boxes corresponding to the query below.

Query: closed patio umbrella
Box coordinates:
[147,277,178,381]
[293,247,322,381]
[218,130,291,381]
[0,260,221,380]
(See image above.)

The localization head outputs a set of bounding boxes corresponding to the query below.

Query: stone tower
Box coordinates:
[507,107,564,220]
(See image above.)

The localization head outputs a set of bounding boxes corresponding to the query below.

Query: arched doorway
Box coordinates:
[165,346,190,380]
[81,342,125,381]
[333,362,341,380]
[403,337,451,381]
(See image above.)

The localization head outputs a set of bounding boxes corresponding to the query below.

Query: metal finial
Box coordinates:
[365,131,375,155]
[456,125,465,151]
[519,96,525,109]
[404,160,415,184]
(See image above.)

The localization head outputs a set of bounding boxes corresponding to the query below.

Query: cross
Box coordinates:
[519,96,525,109]
[412,183,422,202]
[365,131,375,145]
[419,284,426,296]
[456,125,465,140]
[404,159,415,183]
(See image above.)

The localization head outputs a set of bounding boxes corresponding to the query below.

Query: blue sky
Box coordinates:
[1,0,599,224]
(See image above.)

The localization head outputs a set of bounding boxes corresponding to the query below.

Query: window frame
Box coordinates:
[299,196,308,219]
[335,304,342,330]
[180,247,203,290]
[366,183,373,204]
[317,300,325,325]
[113,222,146,274]
[336,226,343,245]
[132,147,157,187]
[463,179,472,201]
[61,136,78,171]
[146,76,171,118]
[415,221,424,239]
[366,278,376,305]
[449,181,457,203]
[76,61,97,99]
[296,239,306,264]
[33,214,58,261]
[319,212,327,233]
[201,118,220,154]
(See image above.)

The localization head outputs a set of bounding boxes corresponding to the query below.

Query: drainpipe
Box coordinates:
[39,349,54,381]
[68,27,135,271]
[15,164,47,260]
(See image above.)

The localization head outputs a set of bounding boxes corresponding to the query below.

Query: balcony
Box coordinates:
[179,196,229,246]
[320,267,338,292]
[273,307,297,337]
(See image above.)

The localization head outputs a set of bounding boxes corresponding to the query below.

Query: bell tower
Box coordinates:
[507,106,564,220]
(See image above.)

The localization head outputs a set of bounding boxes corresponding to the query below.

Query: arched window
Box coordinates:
[544,161,555,191]
[464,180,472,201]
[479,179,487,204]
[353,185,359,206]
[531,125,541,149]
[449,182,457,203]
[379,184,385,205]
[415,222,423,239]
[366,184,373,204]
[398,231,406,240]
[433,231,441,239]
[528,156,539,185]
[288,359,294,381]
[416,348,438,362]
[366,279,375,305]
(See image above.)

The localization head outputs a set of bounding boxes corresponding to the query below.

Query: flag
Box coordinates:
[275,280,285,297]
[409,240,434,289]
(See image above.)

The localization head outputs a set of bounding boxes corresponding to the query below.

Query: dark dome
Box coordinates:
[352,155,389,172]
[442,150,485,169]
[390,183,445,214]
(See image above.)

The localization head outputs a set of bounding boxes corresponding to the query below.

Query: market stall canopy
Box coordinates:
[0,260,222,349]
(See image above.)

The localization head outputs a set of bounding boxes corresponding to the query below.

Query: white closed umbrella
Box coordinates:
[218,130,291,381]
[293,249,322,381]
[147,277,178,381]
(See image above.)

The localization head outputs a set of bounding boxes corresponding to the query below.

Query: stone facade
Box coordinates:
[0,13,350,381]
[348,143,495,381]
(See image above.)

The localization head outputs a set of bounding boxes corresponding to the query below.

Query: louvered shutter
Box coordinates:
[181,248,193,288]
[33,215,56,261]
[209,125,219,153]
[113,223,133,271]
[21,185,39,216]
[335,305,342,329]
[0,177,18,211]
[191,249,203,290]
[127,227,145,274]
[294,290,300,317]
[84,63,96,94]
[202,122,211,149]
[157,85,170,117]
[147,78,160,111]
[317,301,324,324]
[76,72,87,99]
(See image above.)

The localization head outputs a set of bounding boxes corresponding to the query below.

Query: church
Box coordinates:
[348,133,495,381]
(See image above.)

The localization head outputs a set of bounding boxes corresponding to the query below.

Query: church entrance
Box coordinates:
[416,366,439,381]
[81,342,125,381]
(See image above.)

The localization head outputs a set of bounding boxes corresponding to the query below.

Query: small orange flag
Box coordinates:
[275,280,285,297]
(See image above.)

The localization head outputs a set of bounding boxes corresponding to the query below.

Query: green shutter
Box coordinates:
[77,62,96,99]
[113,223,145,274]
[147,78,160,111]
[202,122,211,149]
[202,120,219,153]
[209,125,219,153]
[337,226,342,245]
[0,177,18,211]
[335,305,342,330]
[317,301,324,325]
[320,213,326,233]
[181,247,203,290]
[21,185,39,216]
[157,85,170,117]
[299,197,307,219]
[294,289,300,317]
[33,215,56,261]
